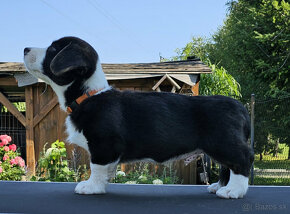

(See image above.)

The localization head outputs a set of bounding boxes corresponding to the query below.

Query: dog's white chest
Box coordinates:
[65,116,89,152]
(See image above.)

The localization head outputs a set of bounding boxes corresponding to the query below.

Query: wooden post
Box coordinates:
[250,94,255,185]
[25,86,36,176]
[191,75,200,95]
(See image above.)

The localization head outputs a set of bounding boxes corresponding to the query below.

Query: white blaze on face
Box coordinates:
[24,48,49,82]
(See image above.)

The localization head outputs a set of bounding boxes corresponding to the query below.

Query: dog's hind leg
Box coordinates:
[205,142,254,199]
[75,161,118,194]
[208,166,230,193]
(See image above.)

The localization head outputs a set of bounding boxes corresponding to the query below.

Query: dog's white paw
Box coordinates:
[216,185,247,199]
[207,182,221,193]
[214,170,249,199]
[75,180,106,195]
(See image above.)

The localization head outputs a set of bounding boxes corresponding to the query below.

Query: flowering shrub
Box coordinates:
[113,163,179,185]
[31,140,89,182]
[0,135,26,180]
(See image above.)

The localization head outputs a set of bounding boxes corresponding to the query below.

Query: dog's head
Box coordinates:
[24,37,98,86]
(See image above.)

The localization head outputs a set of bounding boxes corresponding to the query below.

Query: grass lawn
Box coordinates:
[253,144,290,185]
[254,177,290,186]
[254,159,290,170]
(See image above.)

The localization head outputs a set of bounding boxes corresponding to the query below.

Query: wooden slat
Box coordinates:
[152,74,167,90]
[0,92,26,126]
[165,74,181,90]
[0,62,26,72]
[25,86,36,175]
[0,77,18,86]
[191,76,200,95]
[33,96,58,127]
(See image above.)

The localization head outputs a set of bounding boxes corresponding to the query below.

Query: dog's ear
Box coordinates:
[50,42,91,76]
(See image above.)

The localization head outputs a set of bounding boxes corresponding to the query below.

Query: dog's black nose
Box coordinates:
[24,48,31,55]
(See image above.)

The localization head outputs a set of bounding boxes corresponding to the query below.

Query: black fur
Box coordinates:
[42,37,98,105]
[26,37,254,181]
[71,89,254,177]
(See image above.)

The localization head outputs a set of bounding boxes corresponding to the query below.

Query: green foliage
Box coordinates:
[171,37,242,99]
[200,63,241,99]
[175,0,290,157]
[31,140,88,182]
[112,163,180,185]
[1,102,26,112]
[211,0,290,99]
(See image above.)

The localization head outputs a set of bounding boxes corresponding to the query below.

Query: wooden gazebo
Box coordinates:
[0,60,211,183]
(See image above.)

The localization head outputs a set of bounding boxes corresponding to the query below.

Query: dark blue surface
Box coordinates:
[0,181,289,214]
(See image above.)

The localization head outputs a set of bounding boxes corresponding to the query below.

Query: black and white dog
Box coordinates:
[24,37,253,199]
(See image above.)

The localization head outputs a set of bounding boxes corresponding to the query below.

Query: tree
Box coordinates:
[171,0,290,159]
[210,0,290,99]
[209,0,290,159]
[172,37,242,99]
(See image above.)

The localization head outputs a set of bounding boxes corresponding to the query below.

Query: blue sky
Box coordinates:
[0,0,228,63]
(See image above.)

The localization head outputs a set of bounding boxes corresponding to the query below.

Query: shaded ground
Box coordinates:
[0,181,289,214]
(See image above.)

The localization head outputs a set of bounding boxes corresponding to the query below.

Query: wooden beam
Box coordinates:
[191,75,200,96]
[165,74,181,90]
[0,77,18,86]
[152,74,167,91]
[33,96,58,127]
[152,74,181,91]
[25,86,35,176]
[0,92,26,126]
[171,86,176,93]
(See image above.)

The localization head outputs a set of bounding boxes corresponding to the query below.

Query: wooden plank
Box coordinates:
[109,79,153,89]
[166,74,181,90]
[37,86,58,159]
[191,76,200,96]
[25,86,36,176]
[33,96,58,127]
[0,77,18,86]
[0,92,26,126]
[152,74,167,90]
[171,86,176,93]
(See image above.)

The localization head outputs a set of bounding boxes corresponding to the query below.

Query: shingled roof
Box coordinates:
[0,59,211,74]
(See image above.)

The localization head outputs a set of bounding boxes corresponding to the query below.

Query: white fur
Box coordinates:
[84,60,109,92]
[75,161,118,194]
[50,82,72,111]
[24,48,50,83]
[65,117,89,151]
[208,181,221,193]
[216,170,249,199]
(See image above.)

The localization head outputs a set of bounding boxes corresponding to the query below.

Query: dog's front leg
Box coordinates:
[75,162,113,194]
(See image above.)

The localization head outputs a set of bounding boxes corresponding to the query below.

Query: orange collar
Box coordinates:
[66,88,104,114]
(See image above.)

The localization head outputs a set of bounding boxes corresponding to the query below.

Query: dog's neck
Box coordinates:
[51,61,110,112]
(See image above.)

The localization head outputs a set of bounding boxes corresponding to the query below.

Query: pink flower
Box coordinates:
[0,166,3,173]
[3,155,9,161]
[10,159,17,165]
[9,144,17,152]
[6,136,12,143]
[19,159,25,167]
[0,161,2,164]
[0,142,4,147]
[14,156,25,167]
[1,139,8,146]
[4,146,9,152]
[0,135,11,144]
